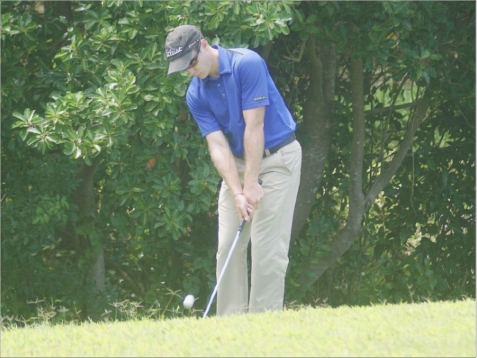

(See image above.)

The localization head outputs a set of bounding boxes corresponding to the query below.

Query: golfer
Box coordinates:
[165,25,302,316]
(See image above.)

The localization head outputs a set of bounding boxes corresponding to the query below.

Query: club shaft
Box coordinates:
[202,218,245,319]
[202,179,261,318]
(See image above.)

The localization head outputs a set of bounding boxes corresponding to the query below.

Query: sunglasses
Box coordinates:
[187,42,201,69]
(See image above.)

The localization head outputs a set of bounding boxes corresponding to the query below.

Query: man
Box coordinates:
[165,25,301,316]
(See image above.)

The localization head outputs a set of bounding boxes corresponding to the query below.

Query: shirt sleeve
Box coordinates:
[186,84,222,137]
[236,51,270,111]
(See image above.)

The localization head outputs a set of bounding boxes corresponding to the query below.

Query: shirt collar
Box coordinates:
[203,45,231,83]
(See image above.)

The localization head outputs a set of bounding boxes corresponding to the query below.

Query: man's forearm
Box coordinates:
[243,123,264,187]
[206,131,242,195]
[207,134,253,220]
[210,146,242,194]
[243,107,265,188]
[241,107,265,212]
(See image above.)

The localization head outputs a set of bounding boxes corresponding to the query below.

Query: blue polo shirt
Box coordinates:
[186,45,296,157]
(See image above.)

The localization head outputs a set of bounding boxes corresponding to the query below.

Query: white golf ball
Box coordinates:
[183,294,194,309]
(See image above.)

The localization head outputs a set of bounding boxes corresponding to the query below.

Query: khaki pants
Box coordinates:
[216,140,302,316]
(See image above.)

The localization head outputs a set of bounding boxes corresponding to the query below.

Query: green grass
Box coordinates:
[2,299,475,357]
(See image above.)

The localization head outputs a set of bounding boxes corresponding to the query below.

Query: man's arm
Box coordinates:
[205,130,254,221]
[243,106,265,209]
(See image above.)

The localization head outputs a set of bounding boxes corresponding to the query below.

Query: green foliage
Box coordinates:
[2,0,221,321]
[283,1,474,306]
[2,0,474,323]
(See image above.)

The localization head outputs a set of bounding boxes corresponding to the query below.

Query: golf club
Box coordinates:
[202,179,262,319]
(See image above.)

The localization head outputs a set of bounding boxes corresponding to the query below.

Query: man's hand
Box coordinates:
[243,180,264,217]
[234,181,264,222]
[234,180,264,222]
[233,192,253,222]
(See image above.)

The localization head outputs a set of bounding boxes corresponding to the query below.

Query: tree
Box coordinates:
[2,1,474,322]
[279,1,475,303]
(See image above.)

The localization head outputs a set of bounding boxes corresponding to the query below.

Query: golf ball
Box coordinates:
[183,294,194,309]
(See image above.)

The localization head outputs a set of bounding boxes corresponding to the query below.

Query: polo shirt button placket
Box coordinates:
[218,79,226,100]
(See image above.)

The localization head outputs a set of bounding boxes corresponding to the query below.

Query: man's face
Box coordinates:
[185,41,208,79]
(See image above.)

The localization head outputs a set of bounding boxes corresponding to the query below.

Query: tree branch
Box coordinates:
[365,97,431,210]
[291,36,335,241]
[297,56,366,286]
[365,102,418,116]
[261,41,273,62]
[284,35,308,63]
[304,36,322,109]
[349,57,366,214]
[105,256,146,299]
[375,73,411,184]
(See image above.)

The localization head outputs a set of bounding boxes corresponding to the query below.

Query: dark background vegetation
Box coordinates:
[2,1,474,323]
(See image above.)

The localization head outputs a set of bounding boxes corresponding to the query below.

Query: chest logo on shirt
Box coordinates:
[254,96,267,101]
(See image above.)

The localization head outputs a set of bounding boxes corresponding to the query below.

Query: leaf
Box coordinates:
[75,147,82,159]
[26,127,41,135]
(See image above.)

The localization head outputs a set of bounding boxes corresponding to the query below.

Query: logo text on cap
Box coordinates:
[166,47,183,58]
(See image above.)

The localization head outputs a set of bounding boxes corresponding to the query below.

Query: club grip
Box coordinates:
[238,218,246,231]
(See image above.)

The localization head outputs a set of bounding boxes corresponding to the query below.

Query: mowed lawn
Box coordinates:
[2,299,475,357]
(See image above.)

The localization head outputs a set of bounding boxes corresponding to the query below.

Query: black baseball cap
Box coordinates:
[165,25,203,75]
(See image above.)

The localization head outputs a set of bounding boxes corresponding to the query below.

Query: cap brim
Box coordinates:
[167,51,195,76]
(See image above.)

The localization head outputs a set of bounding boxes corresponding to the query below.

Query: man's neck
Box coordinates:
[208,46,220,79]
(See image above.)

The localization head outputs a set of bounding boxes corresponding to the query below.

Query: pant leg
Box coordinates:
[249,140,302,313]
[216,180,252,316]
